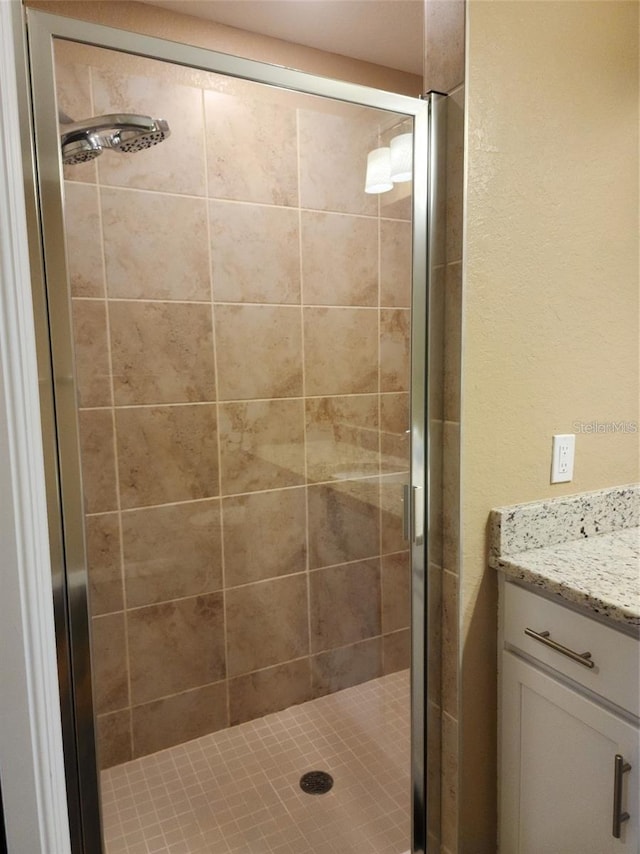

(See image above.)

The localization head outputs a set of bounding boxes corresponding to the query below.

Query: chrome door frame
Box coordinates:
[18,9,443,851]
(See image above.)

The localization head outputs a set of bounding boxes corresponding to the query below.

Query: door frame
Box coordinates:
[0,3,72,852]
[19,8,444,851]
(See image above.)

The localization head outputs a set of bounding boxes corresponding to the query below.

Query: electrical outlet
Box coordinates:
[551,434,575,483]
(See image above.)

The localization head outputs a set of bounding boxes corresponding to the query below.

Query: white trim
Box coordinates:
[0,2,71,851]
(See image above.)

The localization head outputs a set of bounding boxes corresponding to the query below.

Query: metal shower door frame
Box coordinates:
[19,9,443,852]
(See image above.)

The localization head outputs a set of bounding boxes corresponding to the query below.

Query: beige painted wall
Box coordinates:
[27,0,421,95]
[461,1,640,850]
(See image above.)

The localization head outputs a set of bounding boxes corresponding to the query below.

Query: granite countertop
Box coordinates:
[490,485,640,633]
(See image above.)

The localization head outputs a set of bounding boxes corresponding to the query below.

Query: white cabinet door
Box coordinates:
[500,652,639,854]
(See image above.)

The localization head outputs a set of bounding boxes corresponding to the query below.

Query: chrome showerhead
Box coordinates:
[61,135,104,166]
[59,113,171,166]
[109,120,171,154]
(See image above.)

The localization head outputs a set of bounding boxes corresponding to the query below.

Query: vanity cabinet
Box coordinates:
[499,580,639,854]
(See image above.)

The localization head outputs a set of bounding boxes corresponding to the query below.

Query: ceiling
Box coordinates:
[139,0,424,75]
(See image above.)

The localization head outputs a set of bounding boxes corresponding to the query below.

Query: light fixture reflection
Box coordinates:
[390,132,412,183]
[364,146,393,194]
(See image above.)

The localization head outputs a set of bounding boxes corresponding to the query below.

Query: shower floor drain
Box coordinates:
[299,770,334,795]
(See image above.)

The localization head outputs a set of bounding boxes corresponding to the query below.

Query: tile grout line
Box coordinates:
[98,643,332,720]
[62,178,411,223]
[376,140,386,675]
[203,85,232,732]
[77,388,411,409]
[296,106,314,702]
[92,549,412,620]
[82,469,410,519]
[86,61,135,764]
[72,295,411,310]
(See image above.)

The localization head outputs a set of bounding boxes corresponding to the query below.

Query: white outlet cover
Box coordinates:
[551,434,575,483]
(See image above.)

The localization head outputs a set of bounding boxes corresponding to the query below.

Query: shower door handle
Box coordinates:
[403,485,424,545]
[402,484,411,541]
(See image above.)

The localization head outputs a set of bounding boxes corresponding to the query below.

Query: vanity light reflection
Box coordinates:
[364,132,413,194]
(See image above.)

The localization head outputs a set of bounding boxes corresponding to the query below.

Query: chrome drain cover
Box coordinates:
[299,770,334,795]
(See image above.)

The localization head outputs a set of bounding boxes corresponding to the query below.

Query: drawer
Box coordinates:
[503,581,639,718]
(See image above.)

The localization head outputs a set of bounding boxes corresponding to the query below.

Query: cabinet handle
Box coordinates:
[524,628,596,669]
[612,754,632,839]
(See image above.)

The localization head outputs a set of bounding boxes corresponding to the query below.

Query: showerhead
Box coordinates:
[59,113,171,166]
[61,135,104,166]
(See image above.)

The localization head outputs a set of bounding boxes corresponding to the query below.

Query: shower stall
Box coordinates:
[19,9,445,853]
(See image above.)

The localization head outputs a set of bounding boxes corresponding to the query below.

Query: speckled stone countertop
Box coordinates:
[490,485,640,633]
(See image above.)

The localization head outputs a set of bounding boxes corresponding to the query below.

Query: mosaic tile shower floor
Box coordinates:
[101,670,410,854]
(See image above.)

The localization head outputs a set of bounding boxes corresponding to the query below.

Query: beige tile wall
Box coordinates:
[57,47,413,768]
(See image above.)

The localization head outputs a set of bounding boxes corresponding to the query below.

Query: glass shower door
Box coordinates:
[25,10,437,854]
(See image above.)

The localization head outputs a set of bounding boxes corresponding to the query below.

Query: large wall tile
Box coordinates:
[215,305,302,400]
[218,399,305,494]
[128,593,225,704]
[110,301,216,405]
[71,300,112,408]
[444,262,462,422]
[430,265,445,421]
[96,710,131,770]
[132,681,228,758]
[78,409,118,514]
[383,629,410,674]
[380,473,408,555]
[116,405,219,508]
[304,307,378,396]
[380,219,412,308]
[55,61,97,185]
[222,488,306,586]
[382,551,411,633]
[441,712,459,853]
[380,183,412,222]
[309,559,381,651]
[443,421,460,573]
[210,201,300,304]
[380,308,410,392]
[225,574,308,676]
[205,89,297,206]
[298,108,377,216]
[380,392,410,470]
[442,570,459,717]
[63,183,103,295]
[311,637,382,696]
[122,499,222,607]
[427,699,443,839]
[305,395,378,483]
[429,419,444,569]
[86,513,123,616]
[446,85,465,264]
[101,188,209,300]
[428,563,443,705]
[424,0,465,95]
[229,659,311,726]
[91,612,129,714]
[301,212,377,306]
[92,70,206,196]
[308,478,380,569]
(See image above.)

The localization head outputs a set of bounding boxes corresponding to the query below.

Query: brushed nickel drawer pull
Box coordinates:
[524,628,596,669]
[612,753,632,838]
